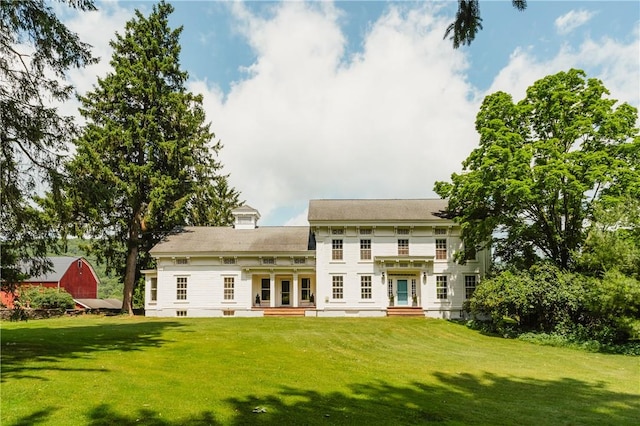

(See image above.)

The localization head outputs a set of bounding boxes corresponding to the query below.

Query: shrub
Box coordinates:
[21,286,75,310]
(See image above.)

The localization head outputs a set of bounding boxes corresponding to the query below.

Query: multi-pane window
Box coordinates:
[332,228,344,235]
[332,239,343,260]
[301,278,311,301]
[223,257,236,265]
[176,258,189,265]
[465,275,477,299]
[464,246,477,261]
[361,276,372,299]
[398,239,409,256]
[150,278,157,302]
[176,310,187,317]
[387,279,393,299]
[436,276,448,300]
[332,276,344,299]
[359,228,372,235]
[224,277,234,300]
[411,279,417,298]
[294,257,306,265]
[360,239,371,260]
[261,278,270,301]
[176,277,187,300]
[262,257,275,265]
[434,227,447,236]
[397,228,410,235]
[436,239,447,260]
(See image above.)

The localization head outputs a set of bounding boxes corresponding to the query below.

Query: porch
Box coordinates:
[248,270,316,308]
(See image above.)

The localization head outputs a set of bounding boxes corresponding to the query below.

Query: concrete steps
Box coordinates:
[260,307,309,317]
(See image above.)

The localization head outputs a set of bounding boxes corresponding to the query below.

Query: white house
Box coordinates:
[143,199,489,318]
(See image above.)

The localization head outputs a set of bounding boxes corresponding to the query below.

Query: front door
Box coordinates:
[281,280,290,306]
[397,280,408,306]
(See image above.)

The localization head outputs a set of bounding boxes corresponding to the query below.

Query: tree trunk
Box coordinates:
[122,215,141,315]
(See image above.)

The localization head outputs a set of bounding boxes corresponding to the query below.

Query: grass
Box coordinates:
[1,316,639,425]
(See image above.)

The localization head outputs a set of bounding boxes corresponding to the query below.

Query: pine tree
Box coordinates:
[64,1,240,314]
[1,0,96,291]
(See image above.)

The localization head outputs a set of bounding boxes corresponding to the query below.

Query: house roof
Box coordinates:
[307,199,449,222]
[22,257,82,283]
[150,226,314,255]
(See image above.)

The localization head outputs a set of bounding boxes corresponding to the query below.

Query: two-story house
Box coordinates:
[143,199,489,318]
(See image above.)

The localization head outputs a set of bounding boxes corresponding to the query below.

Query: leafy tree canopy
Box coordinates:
[61,0,240,313]
[435,69,639,270]
[1,0,96,290]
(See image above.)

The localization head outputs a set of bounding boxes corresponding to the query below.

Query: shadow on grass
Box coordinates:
[11,372,635,426]
[1,321,184,382]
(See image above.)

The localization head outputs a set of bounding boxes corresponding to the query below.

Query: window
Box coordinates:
[411,279,417,298]
[434,227,447,236]
[262,257,275,265]
[176,277,187,300]
[261,278,270,301]
[332,239,343,260]
[223,257,236,265]
[176,310,187,317]
[436,239,447,260]
[332,276,343,299]
[397,228,410,235]
[224,277,234,300]
[465,275,477,299]
[464,246,477,261]
[361,276,372,299]
[332,228,344,235]
[176,258,189,265]
[436,276,448,300]
[301,278,311,301]
[387,279,393,298]
[398,239,409,256]
[150,278,157,302]
[360,239,371,260]
[294,257,306,265]
[359,228,372,235]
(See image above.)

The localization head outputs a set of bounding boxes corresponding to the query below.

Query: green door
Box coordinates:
[397,280,408,306]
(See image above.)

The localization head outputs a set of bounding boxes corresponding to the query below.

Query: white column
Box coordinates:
[292,273,299,307]
[269,273,275,307]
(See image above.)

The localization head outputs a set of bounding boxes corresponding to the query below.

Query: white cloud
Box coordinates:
[488,30,640,109]
[192,2,478,225]
[555,9,595,35]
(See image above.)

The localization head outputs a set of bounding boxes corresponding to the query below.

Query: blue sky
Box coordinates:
[60,1,639,225]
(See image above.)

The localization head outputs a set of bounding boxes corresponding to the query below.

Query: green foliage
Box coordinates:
[435,69,640,270]
[469,265,640,344]
[21,286,75,310]
[60,1,240,313]
[0,0,96,291]
[445,1,527,48]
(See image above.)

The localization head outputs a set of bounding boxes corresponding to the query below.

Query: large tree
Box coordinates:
[445,0,527,48]
[435,69,639,270]
[1,0,96,291]
[64,1,240,314]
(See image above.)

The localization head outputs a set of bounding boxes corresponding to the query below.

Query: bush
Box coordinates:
[467,264,640,345]
[21,286,75,310]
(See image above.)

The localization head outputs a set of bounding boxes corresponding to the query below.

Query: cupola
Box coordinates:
[232,205,260,229]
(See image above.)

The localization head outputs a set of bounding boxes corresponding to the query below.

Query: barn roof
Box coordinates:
[150,226,315,255]
[307,199,449,222]
[22,257,83,283]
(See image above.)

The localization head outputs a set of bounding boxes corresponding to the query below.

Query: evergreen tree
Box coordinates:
[1,0,96,291]
[64,1,240,314]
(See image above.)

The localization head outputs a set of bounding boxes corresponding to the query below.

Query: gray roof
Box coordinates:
[150,226,314,255]
[23,257,82,283]
[75,299,122,310]
[307,199,449,222]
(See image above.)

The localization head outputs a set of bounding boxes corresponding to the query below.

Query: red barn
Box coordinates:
[1,257,99,308]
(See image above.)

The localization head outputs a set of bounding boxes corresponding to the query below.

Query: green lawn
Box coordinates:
[1,316,638,425]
